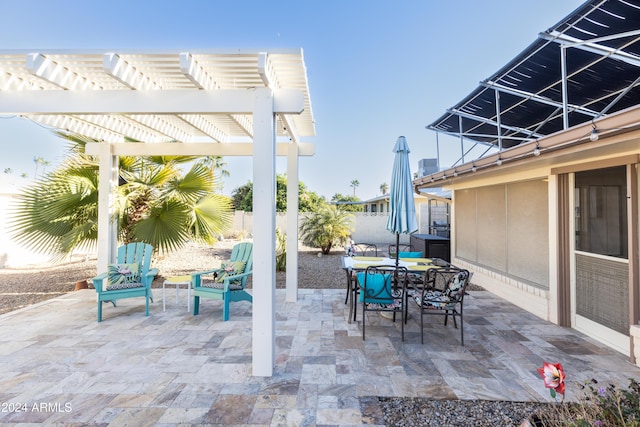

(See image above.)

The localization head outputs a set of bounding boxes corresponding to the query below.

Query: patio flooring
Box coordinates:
[0,287,639,426]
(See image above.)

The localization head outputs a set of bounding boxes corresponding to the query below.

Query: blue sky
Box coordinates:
[0,0,584,199]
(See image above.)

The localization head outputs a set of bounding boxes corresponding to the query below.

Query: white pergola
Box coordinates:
[0,49,316,376]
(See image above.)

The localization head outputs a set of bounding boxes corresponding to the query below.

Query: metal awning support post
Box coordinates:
[495,88,503,151]
[561,44,569,130]
[435,132,440,170]
[458,115,465,163]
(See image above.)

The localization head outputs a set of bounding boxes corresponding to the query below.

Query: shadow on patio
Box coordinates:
[0,287,638,425]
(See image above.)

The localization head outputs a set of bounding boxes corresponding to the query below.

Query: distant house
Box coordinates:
[360,192,451,237]
[361,193,427,215]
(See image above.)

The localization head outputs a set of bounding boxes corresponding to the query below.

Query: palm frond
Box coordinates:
[191,194,233,244]
[130,200,192,254]
[166,162,216,205]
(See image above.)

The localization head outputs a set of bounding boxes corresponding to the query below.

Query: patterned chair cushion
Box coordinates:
[106,281,145,291]
[415,290,449,309]
[200,280,244,290]
[216,261,246,283]
[357,272,394,304]
[106,263,141,290]
[445,272,466,300]
[415,271,466,310]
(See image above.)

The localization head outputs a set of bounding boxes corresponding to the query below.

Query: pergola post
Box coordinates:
[252,87,276,376]
[286,142,299,302]
[97,143,118,272]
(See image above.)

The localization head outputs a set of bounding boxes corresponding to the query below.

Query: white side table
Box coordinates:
[162,275,193,311]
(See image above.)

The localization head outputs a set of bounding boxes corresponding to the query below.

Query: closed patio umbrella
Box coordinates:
[386,136,418,267]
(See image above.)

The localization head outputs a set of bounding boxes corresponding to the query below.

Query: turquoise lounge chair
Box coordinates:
[192,242,253,321]
[91,242,158,322]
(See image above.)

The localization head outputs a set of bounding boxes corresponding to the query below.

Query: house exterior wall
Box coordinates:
[451,177,551,320]
[424,109,640,361]
[454,180,549,289]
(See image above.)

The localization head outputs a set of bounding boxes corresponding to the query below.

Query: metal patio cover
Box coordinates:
[0,49,315,143]
[428,0,640,151]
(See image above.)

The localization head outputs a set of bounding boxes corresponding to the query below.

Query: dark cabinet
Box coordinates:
[410,234,450,262]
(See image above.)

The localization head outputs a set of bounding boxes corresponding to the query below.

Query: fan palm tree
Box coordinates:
[299,203,354,254]
[9,131,233,258]
[350,179,360,196]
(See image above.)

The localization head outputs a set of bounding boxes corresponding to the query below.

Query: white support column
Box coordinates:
[97,143,118,274]
[286,142,299,302]
[252,88,276,377]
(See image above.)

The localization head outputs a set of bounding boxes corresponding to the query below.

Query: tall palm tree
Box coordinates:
[9,131,233,258]
[350,179,360,196]
[202,155,230,190]
[380,182,389,195]
[33,156,45,179]
[299,204,354,254]
[41,160,51,176]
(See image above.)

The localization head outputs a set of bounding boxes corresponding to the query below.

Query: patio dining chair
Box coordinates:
[388,243,415,259]
[344,243,379,305]
[91,242,158,322]
[192,241,253,321]
[412,267,470,345]
[358,265,408,341]
[353,243,378,257]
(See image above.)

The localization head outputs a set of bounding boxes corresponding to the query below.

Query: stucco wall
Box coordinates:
[229,211,413,247]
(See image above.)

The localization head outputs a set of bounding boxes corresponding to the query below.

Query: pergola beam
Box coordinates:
[85,142,315,156]
[0,89,304,115]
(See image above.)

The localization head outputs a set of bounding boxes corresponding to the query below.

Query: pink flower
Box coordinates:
[537,362,565,396]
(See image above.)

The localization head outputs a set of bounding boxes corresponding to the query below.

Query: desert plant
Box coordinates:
[299,204,354,254]
[533,378,640,426]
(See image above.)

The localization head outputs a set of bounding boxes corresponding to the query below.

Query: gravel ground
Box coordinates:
[0,239,548,426]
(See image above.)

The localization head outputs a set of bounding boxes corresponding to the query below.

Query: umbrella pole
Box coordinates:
[381,233,402,322]
[394,232,400,290]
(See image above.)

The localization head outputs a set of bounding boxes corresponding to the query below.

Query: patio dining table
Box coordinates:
[341,255,442,323]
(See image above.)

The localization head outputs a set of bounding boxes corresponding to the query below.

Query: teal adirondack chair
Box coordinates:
[91,242,158,322]
[192,242,253,321]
